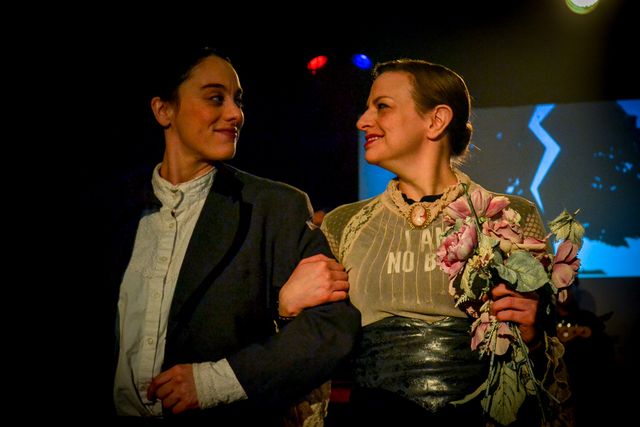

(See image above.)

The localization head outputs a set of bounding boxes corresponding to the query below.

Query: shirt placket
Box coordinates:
[137,200,180,406]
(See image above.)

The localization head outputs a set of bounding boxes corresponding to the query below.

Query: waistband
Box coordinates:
[353,315,486,412]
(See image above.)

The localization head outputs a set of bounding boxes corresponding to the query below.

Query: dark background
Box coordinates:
[94,0,639,212]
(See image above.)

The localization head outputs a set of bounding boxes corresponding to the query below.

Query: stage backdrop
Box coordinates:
[359,99,640,280]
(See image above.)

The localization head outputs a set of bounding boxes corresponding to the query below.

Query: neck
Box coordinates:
[395,158,458,201]
[159,149,214,185]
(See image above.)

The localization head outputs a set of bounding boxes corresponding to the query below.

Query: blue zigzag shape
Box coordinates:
[528,104,559,212]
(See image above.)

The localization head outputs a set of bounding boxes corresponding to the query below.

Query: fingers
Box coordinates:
[331,279,350,292]
[491,283,515,298]
[157,383,180,408]
[147,365,199,414]
[147,369,172,400]
[298,253,333,265]
[328,290,349,303]
[490,292,539,344]
[330,270,349,282]
[327,260,346,271]
[491,283,539,301]
[491,284,538,323]
[314,271,349,294]
[492,300,535,325]
[492,295,536,314]
[298,254,346,272]
[279,254,349,315]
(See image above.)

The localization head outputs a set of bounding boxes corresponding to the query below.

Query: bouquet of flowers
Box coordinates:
[436,183,584,426]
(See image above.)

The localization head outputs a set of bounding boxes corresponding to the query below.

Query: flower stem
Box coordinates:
[461,183,483,236]
[484,322,498,411]
[512,323,547,423]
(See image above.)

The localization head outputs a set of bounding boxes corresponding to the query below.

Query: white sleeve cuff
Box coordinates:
[192,359,248,409]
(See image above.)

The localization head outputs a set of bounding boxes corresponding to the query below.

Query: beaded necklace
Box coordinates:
[386,173,465,229]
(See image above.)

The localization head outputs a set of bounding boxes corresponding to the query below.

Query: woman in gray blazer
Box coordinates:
[108,46,360,425]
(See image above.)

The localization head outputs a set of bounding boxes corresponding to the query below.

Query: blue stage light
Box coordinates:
[352,54,372,70]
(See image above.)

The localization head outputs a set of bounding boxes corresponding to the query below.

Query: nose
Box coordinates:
[225,102,244,128]
[356,109,372,131]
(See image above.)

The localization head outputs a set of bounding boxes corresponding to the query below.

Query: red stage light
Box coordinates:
[307,55,328,75]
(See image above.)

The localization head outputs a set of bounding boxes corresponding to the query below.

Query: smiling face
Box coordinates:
[158,55,244,168]
[356,71,430,172]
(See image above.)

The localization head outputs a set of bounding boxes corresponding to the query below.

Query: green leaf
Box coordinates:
[503,251,549,292]
[483,360,527,426]
[548,209,585,247]
[460,263,478,300]
[493,248,504,264]
[495,263,518,286]
[512,344,538,396]
[479,233,498,252]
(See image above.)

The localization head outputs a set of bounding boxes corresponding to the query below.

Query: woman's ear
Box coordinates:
[151,96,173,128]
[425,104,453,140]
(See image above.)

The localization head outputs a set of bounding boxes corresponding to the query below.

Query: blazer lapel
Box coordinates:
[167,164,243,338]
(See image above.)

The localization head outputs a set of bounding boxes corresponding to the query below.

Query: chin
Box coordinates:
[364,151,382,166]
[208,146,236,162]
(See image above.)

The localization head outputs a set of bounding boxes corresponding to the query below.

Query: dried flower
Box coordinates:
[436,183,583,426]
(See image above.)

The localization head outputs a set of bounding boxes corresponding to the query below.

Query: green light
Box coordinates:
[565,0,599,15]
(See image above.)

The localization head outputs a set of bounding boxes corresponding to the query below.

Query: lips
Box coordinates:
[366,135,382,143]
[364,133,383,148]
[216,128,239,140]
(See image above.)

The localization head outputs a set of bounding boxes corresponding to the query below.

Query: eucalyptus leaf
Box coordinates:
[503,251,549,292]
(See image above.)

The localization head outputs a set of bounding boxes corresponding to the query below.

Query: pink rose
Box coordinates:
[523,236,547,251]
[445,197,472,223]
[552,241,581,290]
[437,223,478,278]
[446,189,510,222]
[483,194,510,218]
[482,219,523,243]
[522,236,551,265]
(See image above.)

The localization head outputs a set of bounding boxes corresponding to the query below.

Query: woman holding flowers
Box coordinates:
[281,59,574,426]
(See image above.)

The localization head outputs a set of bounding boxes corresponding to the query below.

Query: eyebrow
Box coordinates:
[201,83,243,96]
[368,95,391,106]
[202,83,226,90]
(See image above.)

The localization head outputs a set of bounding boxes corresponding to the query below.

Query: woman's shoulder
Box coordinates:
[322,196,381,242]
[482,188,546,239]
[221,163,309,200]
[504,194,539,214]
[467,177,539,216]
[494,191,540,216]
[327,198,375,217]
[321,197,380,258]
[324,197,379,225]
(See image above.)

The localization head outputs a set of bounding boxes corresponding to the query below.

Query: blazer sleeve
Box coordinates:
[227,189,361,408]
